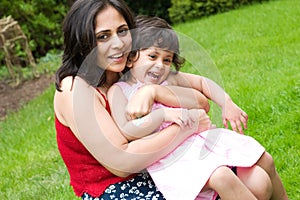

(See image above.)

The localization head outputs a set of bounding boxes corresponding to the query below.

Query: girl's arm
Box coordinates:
[125,84,209,119]
[54,77,211,177]
[108,84,200,141]
[167,72,248,134]
[108,84,166,141]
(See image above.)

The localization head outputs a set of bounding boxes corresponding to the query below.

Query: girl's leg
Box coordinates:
[256,152,288,200]
[204,166,257,200]
[236,165,272,200]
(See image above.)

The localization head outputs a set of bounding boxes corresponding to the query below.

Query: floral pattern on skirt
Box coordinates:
[82,173,165,200]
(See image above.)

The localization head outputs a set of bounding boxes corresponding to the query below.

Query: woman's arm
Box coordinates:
[54,77,211,176]
[167,72,248,133]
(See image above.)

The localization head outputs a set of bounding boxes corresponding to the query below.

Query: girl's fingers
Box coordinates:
[235,120,244,134]
[241,115,248,129]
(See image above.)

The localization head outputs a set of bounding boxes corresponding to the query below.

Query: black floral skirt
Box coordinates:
[82,173,165,200]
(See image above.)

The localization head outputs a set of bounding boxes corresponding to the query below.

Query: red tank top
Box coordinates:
[55,89,132,197]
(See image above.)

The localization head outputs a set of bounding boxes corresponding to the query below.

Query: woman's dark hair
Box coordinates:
[55,0,135,91]
[129,15,185,72]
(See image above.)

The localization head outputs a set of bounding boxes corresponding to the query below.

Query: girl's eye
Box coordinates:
[149,54,156,59]
[164,58,172,64]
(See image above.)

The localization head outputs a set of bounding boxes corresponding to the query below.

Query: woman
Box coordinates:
[54,0,287,199]
[54,0,211,199]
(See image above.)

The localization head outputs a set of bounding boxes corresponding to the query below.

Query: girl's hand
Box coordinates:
[125,85,155,120]
[222,98,248,134]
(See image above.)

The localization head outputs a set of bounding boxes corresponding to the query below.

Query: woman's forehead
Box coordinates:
[94,6,127,33]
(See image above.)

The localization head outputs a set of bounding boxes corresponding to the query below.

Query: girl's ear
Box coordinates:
[127,51,138,68]
[126,58,133,68]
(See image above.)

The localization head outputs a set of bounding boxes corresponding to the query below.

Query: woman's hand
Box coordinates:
[222,98,248,134]
[163,108,192,128]
[165,108,213,133]
[163,108,212,133]
[188,109,213,133]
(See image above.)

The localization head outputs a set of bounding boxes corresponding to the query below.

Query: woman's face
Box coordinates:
[94,6,132,73]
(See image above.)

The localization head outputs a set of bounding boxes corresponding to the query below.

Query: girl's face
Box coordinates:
[95,6,132,73]
[129,47,174,85]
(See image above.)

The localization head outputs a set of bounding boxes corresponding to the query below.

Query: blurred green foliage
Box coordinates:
[169,0,269,24]
[0,0,72,60]
[0,0,270,64]
[125,0,172,23]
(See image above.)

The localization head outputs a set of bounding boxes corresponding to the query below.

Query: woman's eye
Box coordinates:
[118,29,129,37]
[96,34,109,42]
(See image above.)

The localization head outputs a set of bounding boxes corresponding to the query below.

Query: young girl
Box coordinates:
[107,16,288,200]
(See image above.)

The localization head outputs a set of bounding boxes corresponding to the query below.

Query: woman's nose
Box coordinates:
[111,35,124,49]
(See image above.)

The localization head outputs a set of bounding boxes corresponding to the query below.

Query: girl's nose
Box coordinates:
[155,60,164,69]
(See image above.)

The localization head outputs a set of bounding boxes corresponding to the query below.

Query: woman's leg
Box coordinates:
[237,165,272,200]
[204,166,257,200]
[256,152,288,200]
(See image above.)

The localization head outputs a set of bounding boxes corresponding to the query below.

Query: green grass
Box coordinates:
[175,0,300,198]
[1,0,299,199]
[0,54,75,198]
[0,85,75,199]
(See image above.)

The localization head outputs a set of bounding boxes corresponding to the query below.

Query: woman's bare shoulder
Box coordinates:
[54,76,100,126]
[54,76,74,126]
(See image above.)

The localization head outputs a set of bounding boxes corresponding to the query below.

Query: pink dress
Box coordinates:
[115,81,265,200]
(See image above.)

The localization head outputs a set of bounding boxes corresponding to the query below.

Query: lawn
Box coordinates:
[0,0,299,199]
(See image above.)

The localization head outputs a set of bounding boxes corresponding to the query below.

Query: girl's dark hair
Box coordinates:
[55,0,135,91]
[129,15,185,72]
